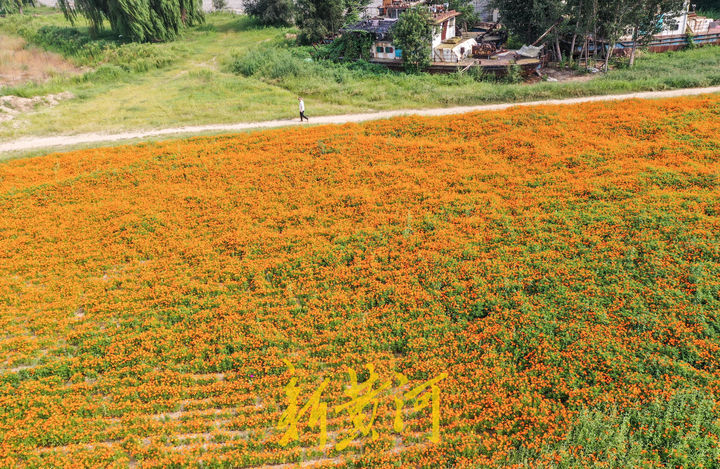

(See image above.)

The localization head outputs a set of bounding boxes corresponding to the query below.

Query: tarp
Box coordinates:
[517,45,543,58]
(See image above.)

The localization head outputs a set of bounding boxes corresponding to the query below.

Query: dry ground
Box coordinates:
[542,66,598,83]
[0,34,80,87]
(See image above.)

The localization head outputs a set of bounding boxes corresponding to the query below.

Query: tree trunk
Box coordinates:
[592,0,598,60]
[555,35,562,63]
[629,26,638,67]
[586,37,590,67]
[578,32,588,68]
[603,37,614,72]
[569,16,581,64]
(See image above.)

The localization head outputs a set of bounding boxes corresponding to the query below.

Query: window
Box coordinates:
[377,46,384,53]
[385,46,394,53]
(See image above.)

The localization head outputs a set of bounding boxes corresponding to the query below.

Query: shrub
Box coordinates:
[392,5,432,73]
[242,0,293,26]
[547,390,720,467]
[102,43,179,72]
[316,30,373,62]
[12,25,179,71]
[212,0,228,10]
[229,47,304,79]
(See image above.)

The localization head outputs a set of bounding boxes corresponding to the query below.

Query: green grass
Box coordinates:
[512,389,720,467]
[2,8,720,142]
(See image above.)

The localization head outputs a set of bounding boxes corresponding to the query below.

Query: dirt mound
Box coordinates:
[0,92,74,123]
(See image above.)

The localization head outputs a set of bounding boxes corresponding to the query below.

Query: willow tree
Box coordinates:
[0,0,35,15]
[58,0,204,42]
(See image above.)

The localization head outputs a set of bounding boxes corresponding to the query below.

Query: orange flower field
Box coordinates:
[1,95,720,468]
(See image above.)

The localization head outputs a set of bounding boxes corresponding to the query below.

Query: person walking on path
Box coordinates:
[298,97,309,122]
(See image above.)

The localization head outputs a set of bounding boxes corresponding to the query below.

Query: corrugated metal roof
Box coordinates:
[341,19,399,40]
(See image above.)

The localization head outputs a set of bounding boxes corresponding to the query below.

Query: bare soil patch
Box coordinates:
[0,92,74,123]
[526,65,600,84]
[0,34,81,87]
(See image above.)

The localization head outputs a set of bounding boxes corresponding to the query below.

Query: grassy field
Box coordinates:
[1,95,719,467]
[1,9,720,141]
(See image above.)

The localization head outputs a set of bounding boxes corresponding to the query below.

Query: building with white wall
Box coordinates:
[345,5,476,64]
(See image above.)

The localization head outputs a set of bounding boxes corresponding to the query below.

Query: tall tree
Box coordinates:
[243,0,293,26]
[628,0,686,65]
[493,0,686,68]
[295,0,371,44]
[597,0,685,70]
[0,0,34,15]
[564,0,595,64]
[392,5,432,73]
[57,0,204,42]
[491,0,565,44]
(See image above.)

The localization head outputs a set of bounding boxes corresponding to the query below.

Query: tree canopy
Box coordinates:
[242,0,293,26]
[490,0,564,45]
[0,0,34,15]
[492,0,687,67]
[288,0,371,44]
[57,0,204,42]
[436,0,480,32]
[392,5,433,73]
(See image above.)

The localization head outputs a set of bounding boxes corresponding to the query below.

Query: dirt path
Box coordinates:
[2,86,720,155]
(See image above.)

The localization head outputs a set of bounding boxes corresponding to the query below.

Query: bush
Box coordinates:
[242,0,293,26]
[467,65,520,84]
[315,31,373,62]
[29,25,114,62]
[393,6,432,73]
[229,44,392,87]
[229,47,304,79]
[102,43,179,72]
[82,64,127,82]
[12,25,179,72]
[505,64,523,84]
[545,389,720,468]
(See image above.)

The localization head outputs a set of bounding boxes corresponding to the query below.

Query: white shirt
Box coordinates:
[299,100,305,112]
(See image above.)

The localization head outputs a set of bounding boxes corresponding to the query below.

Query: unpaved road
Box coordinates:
[2,86,720,155]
